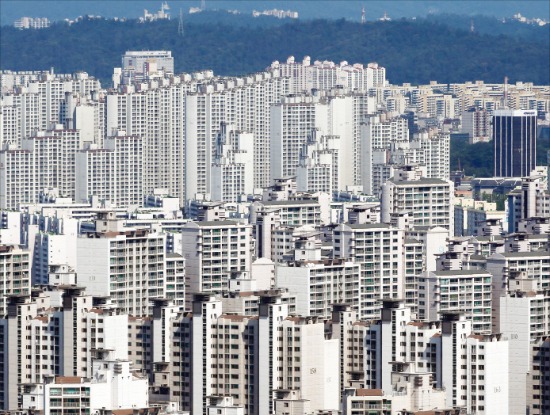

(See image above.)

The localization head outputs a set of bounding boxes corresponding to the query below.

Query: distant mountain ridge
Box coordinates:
[1,14,548,87]
[1,0,549,26]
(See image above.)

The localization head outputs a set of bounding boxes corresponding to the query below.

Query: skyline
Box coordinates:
[1,0,550,26]
[0,1,549,412]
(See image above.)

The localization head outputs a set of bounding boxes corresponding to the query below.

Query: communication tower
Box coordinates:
[178,8,184,36]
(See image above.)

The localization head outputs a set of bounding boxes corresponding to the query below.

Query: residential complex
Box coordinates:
[0,53,549,414]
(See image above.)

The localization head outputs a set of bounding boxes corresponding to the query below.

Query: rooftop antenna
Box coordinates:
[361,6,366,24]
[470,18,474,33]
[178,8,184,36]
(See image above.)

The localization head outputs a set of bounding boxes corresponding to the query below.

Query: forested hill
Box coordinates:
[1,14,549,86]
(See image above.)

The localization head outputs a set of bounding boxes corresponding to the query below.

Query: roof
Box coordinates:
[55,376,82,384]
[192,220,245,227]
[499,251,550,258]
[347,223,391,230]
[219,314,257,322]
[389,178,449,186]
[474,236,504,242]
[356,389,384,397]
[253,257,275,265]
[431,270,490,277]
[262,199,319,206]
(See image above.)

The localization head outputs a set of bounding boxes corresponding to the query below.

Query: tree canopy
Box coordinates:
[1,14,548,87]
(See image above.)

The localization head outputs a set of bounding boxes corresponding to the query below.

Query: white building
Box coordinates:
[13,17,50,29]
[507,170,550,233]
[179,220,252,305]
[364,301,509,414]
[0,286,131,410]
[76,130,144,207]
[76,212,185,315]
[22,354,148,413]
[271,93,357,188]
[211,123,254,202]
[343,370,449,415]
[268,56,386,93]
[276,233,361,318]
[419,270,493,334]
[172,293,340,414]
[381,165,454,235]
[31,215,78,285]
[333,223,405,319]
[121,50,174,84]
[0,244,31,315]
[296,129,343,194]
[462,106,491,143]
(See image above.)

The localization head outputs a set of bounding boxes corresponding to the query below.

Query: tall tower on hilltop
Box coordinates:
[493,109,537,177]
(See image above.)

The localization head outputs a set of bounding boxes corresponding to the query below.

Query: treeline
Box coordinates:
[1,14,548,86]
[450,133,550,178]
[424,13,550,44]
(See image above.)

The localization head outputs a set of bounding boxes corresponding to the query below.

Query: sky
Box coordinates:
[1,0,549,26]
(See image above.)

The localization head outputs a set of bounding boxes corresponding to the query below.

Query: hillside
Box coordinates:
[1,15,549,86]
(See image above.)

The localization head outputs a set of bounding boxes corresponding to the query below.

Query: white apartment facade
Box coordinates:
[419,270,493,334]
[381,166,454,235]
[179,220,252,305]
[211,123,254,202]
[76,213,184,315]
[333,223,405,319]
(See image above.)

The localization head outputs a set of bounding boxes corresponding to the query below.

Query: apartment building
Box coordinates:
[0,286,129,410]
[1,71,100,141]
[413,129,450,180]
[183,73,292,200]
[211,123,254,202]
[487,250,550,295]
[343,371,449,415]
[0,244,30,315]
[453,198,504,237]
[267,56,386,93]
[461,106,491,143]
[76,130,144,207]
[276,234,361,318]
[364,301,509,414]
[527,338,550,415]
[0,143,35,209]
[381,165,454,235]
[333,223,405,319]
[170,293,340,415]
[0,127,84,209]
[21,354,148,413]
[14,17,51,29]
[76,212,184,315]
[30,215,78,285]
[270,95,331,181]
[179,220,252,305]
[507,171,550,233]
[418,270,493,334]
[296,130,342,194]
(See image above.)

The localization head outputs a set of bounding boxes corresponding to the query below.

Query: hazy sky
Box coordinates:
[1,0,549,25]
